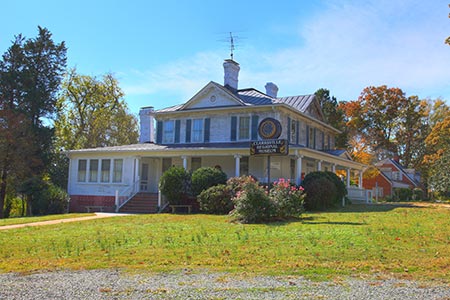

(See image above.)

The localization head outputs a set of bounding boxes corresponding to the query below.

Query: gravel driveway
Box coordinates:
[0,269,449,299]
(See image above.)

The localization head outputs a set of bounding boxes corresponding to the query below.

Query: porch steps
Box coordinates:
[119,193,159,213]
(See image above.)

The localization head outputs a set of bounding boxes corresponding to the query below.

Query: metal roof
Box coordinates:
[237,89,274,105]
[154,82,316,114]
[275,94,315,113]
[69,142,254,154]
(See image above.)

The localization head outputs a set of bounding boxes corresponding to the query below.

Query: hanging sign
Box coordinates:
[250,139,288,156]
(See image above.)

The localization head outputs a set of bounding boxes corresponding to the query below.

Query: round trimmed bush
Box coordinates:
[197,184,233,214]
[191,167,227,196]
[301,171,345,210]
[159,166,191,205]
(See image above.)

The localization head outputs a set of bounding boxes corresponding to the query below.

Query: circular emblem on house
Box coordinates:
[258,118,282,139]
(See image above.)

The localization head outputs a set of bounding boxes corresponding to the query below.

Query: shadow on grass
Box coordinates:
[298,216,365,226]
[323,202,426,213]
[264,216,366,227]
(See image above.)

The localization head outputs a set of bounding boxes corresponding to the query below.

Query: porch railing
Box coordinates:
[347,187,372,203]
[115,179,140,212]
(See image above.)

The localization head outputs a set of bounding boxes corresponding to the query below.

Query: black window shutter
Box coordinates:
[231,116,237,141]
[156,121,163,144]
[204,118,210,143]
[296,121,300,145]
[287,117,291,143]
[174,120,181,143]
[313,128,317,149]
[321,131,325,149]
[251,115,259,140]
[306,125,310,148]
[185,119,191,143]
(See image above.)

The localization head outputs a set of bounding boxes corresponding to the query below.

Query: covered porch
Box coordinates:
[115,146,370,211]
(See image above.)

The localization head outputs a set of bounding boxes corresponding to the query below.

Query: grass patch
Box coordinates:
[0,213,95,227]
[0,204,449,282]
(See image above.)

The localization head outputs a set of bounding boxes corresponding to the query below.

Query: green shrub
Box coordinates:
[412,188,424,201]
[324,171,347,203]
[159,166,192,205]
[301,172,339,210]
[191,167,227,196]
[45,184,70,214]
[230,177,275,223]
[17,178,69,215]
[393,188,413,201]
[270,178,305,219]
[197,184,233,214]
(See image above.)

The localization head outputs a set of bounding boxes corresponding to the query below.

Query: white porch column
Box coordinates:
[346,168,351,188]
[296,155,303,185]
[234,154,241,177]
[317,160,322,171]
[181,155,188,170]
[358,170,363,188]
[332,164,336,173]
[134,156,141,184]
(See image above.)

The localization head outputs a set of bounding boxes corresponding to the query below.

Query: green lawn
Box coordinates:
[0,203,449,282]
[0,213,94,227]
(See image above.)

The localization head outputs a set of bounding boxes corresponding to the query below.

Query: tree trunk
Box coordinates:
[26,195,33,217]
[21,194,26,217]
[0,169,7,219]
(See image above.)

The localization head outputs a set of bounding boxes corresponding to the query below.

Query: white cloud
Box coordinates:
[122,0,450,112]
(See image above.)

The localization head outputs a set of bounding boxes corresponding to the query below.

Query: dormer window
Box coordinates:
[163,120,175,143]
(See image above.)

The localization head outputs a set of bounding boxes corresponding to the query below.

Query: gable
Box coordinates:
[181,82,244,110]
[375,159,420,187]
[306,98,325,122]
[276,94,325,122]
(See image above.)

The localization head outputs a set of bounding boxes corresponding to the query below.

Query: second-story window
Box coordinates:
[308,127,315,149]
[192,119,203,143]
[239,116,250,140]
[163,120,175,143]
[290,120,297,144]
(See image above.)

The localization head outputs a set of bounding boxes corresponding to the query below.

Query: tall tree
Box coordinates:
[446,4,450,46]
[55,69,139,151]
[424,114,450,195]
[314,88,348,148]
[0,27,66,218]
[396,96,430,168]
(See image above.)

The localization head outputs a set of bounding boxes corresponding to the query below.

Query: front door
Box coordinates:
[140,163,149,191]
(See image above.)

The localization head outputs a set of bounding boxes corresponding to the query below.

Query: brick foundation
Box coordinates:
[69,195,116,213]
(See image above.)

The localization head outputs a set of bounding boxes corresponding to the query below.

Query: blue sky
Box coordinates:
[1,0,449,114]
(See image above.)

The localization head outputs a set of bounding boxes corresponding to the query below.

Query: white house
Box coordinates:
[67,59,368,213]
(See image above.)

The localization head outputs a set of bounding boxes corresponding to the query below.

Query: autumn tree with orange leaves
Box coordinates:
[342,85,430,170]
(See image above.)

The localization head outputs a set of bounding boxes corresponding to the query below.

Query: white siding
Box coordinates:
[68,156,135,197]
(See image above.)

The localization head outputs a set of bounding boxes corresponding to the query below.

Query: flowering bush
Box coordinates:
[229,176,304,223]
[226,175,258,197]
[270,178,305,219]
[229,176,275,223]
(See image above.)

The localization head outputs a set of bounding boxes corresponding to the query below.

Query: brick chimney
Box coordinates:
[265,82,279,98]
[139,106,155,143]
[223,59,240,91]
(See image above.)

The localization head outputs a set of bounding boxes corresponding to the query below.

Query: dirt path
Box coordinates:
[0,213,132,231]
